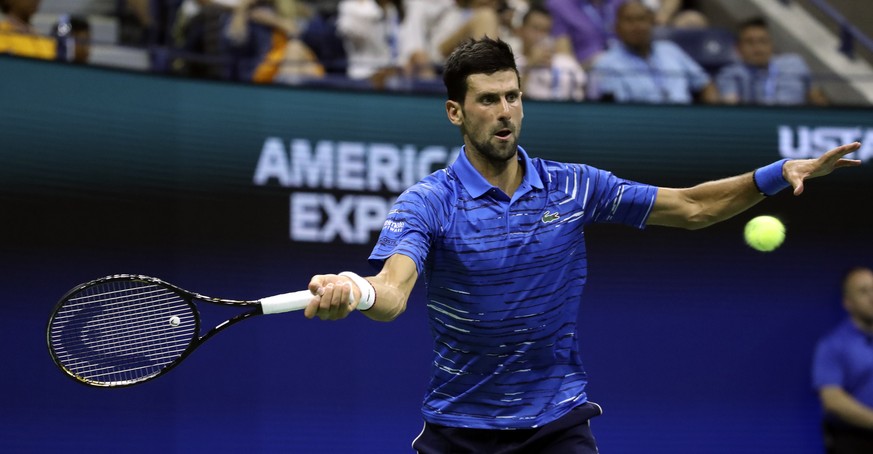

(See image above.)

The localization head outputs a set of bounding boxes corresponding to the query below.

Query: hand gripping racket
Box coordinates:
[46,274,317,388]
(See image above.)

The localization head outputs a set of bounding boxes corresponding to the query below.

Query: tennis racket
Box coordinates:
[46,274,319,388]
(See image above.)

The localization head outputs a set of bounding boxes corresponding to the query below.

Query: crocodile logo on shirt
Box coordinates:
[541,211,560,223]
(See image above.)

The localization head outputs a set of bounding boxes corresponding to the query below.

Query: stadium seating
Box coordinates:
[657,27,738,75]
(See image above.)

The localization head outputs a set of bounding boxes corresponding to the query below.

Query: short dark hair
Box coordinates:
[738,17,769,34]
[442,37,520,103]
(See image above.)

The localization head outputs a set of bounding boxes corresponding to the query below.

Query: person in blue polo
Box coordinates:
[813,267,873,453]
[303,37,860,453]
[717,17,828,107]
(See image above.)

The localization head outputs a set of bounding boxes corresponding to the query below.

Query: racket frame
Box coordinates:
[46,274,266,388]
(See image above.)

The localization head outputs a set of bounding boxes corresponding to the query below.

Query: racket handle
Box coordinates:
[260,290,313,314]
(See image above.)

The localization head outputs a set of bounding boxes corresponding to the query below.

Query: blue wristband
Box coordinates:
[753,159,790,196]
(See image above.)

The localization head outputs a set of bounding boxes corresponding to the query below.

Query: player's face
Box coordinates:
[738,26,773,67]
[448,70,523,163]
[844,269,873,327]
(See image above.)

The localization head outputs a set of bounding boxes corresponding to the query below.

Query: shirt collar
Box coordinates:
[451,145,544,199]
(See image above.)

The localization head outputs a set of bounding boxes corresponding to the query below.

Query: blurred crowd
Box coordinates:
[1,0,830,106]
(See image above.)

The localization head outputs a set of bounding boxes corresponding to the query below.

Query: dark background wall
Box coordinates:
[2,55,873,453]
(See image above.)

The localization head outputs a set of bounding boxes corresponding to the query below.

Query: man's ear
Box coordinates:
[446,100,463,126]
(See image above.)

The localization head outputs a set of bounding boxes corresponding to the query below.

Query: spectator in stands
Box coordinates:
[398,0,501,79]
[52,15,91,64]
[125,0,153,40]
[812,267,873,452]
[587,0,718,104]
[336,0,402,87]
[716,17,827,106]
[545,0,619,68]
[514,4,585,101]
[298,1,347,76]
[653,0,707,29]
[543,0,709,69]
[223,0,324,84]
[499,0,529,30]
[172,0,233,78]
[0,0,55,59]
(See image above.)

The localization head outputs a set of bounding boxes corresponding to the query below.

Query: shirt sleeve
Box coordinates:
[368,183,442,276]
[581,164,658,229]
[778,54,814,87]
[812,337,845,390]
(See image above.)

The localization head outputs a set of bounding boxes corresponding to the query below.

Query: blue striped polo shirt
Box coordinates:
[369,146,658,429]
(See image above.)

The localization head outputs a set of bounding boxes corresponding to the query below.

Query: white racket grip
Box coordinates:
[259,290,313,314]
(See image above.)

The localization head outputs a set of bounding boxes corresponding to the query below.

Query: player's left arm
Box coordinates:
[647,142,862,229]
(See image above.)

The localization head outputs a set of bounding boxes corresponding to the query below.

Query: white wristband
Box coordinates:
[338,271,375,311]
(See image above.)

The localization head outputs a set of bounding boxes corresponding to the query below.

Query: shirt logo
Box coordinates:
[383,220,405,233]
[541,211,560,223]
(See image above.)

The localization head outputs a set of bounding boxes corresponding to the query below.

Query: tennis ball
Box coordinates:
[744,215,785,252]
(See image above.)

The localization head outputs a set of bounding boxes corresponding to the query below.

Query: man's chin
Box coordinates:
[467,136,518,162]
[492,141,518,161]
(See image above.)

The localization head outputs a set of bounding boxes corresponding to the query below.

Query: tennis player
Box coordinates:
[305,37,861,453]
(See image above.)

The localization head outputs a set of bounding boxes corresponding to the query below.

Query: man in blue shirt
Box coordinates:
[303,37,860,453]
[813,267,873,452]
[588,0,719,104]
[717,17,828,106]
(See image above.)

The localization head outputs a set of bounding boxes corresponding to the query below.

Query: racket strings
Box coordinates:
[49,280,197,386]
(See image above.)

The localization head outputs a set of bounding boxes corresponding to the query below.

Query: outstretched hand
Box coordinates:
[785,142,862,196]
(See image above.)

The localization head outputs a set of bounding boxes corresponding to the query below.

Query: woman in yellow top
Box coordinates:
[0,0,55,59]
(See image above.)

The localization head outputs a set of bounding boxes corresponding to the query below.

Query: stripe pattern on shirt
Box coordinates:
[370,151,657,429]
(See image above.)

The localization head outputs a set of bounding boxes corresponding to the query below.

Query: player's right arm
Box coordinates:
[359,254,418,322]
[819,386,873,430]
[307,174,441,322]
[306,254,418,322]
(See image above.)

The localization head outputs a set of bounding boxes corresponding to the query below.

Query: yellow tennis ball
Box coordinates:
[744,215,785,252]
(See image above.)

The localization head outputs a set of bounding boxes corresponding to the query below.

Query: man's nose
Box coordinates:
[498,98,511,119]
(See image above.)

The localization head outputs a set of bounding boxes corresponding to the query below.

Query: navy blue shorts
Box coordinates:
[412,401,602,454]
